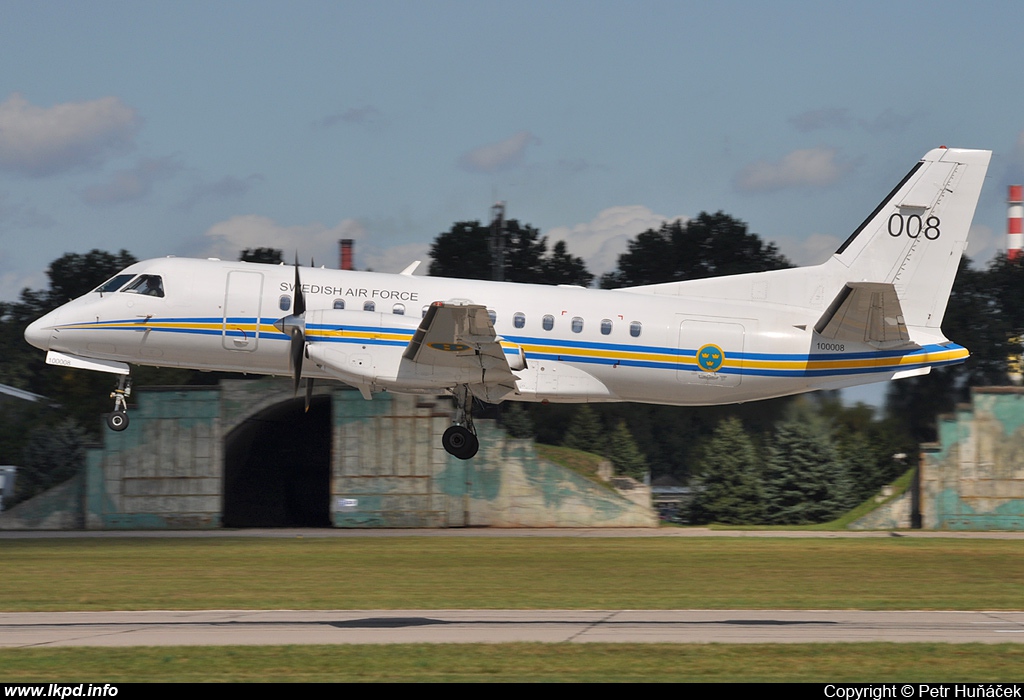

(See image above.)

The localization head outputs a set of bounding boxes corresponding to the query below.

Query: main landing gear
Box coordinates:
[106,375,132,432]
[442,385,479,460]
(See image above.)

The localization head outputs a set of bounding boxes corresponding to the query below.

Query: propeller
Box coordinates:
[274,255,313,412]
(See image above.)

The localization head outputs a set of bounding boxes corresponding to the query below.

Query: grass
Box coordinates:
[2,643,1023,682]
[533,443,617,490]
[3,536,1024,611]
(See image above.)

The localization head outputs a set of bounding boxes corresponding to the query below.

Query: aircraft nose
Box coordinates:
[24,312,56,351]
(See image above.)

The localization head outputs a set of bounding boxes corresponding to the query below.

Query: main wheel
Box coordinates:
[106,411,129,432]
[442,425,479,460]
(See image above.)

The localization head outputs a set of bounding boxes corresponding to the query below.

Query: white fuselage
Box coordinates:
[25,255,968,407]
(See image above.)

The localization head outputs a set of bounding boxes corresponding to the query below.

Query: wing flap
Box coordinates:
[404,302,519,389]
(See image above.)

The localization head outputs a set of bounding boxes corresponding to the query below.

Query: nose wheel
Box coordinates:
[106,375,132,432]
[443,385,479,460]
[106,410,129,432]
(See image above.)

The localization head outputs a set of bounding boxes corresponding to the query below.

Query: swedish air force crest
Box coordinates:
[696,344,725,372]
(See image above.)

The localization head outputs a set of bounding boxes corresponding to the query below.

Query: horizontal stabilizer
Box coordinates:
[814,283,911,345]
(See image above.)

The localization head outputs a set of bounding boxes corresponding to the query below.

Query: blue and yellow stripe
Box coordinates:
[54,316,969,379]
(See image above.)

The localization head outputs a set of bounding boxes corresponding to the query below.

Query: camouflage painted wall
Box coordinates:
[921,387,1024,530]
[3,379,654,529]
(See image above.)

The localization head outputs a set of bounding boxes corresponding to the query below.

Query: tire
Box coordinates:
[106,411,129,432]
[442,426,479,460]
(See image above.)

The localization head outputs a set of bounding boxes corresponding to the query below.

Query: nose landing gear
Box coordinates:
[442,385,479,460]
[106,375,132,432]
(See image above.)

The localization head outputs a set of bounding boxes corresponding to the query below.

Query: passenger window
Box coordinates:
[513,312,526,329]
[487,309,497,325]
[94,274,135,294]
[601,319,612,335]
[422,306,430,318]
[123,275,164,298]
[571,317,583,333]
[280,295,291,311]
[630,321,642,338]
[542,315,554,331]
[363,300,375,311]
[393,303,405,315]
[333,299,345,310]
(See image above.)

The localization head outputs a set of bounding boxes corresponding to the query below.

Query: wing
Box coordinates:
[403,302,520,398]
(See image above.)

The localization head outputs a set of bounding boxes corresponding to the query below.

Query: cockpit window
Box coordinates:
[122,275,164,298]
[94,274,135,294]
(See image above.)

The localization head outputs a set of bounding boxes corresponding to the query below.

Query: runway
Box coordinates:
[3,610,1024,647]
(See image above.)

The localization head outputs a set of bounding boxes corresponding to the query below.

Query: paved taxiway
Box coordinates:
[3,610,1024,647]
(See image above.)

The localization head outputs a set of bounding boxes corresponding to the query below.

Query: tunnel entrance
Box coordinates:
[222,395,332,527]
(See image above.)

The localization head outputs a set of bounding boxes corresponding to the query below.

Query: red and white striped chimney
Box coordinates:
[339,239,354,270]
[1009,185,1023,261]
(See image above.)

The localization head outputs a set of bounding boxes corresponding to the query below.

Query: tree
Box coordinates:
[540,240,593,286]
[499,403,534,439]
[818,392,912,503]
[761,410,853,524]
[600,211,791,288]
[561,405,604,453]
[688,417,764,524]
[605,420,647,480]
[429,220,593,286]
[11,417,87,507]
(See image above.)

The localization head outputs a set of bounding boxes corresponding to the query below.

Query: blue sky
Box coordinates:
[1,0,1022,305]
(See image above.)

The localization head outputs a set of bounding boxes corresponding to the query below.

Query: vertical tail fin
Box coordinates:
[831,147,991,329]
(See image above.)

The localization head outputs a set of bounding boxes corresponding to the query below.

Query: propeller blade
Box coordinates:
[289,326,305,395]
[304,377,314,413]
[292,254,305,316]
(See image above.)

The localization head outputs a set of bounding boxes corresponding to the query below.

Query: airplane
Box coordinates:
[24,147,991,459]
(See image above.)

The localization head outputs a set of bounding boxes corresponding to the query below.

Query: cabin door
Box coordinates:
[222,271,264,351]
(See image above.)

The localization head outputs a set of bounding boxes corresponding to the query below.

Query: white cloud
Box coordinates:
[82,156,181,205]
[786,232,844,266]
[458,131,540,173]
[546,205,686,275]
[735,147,850,193]
[0,93,140,177]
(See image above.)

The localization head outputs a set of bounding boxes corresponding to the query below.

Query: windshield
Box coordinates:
[122,275,164,298]
[94,274,136,294]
